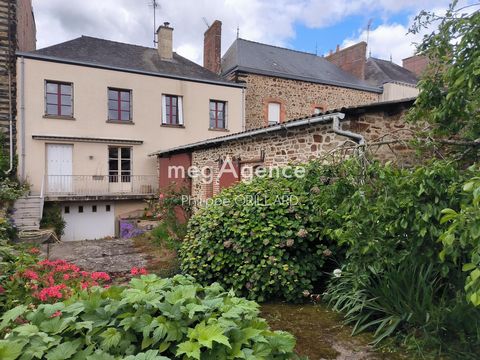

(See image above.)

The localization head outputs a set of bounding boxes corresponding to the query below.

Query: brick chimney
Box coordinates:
[402,55,428,77]
[157,22,173,60]
[325,42,367,80]
[203,20,222,74]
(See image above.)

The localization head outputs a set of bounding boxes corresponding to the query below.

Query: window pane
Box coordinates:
[109,159,118,171]
[210,118,216,128]
[46,104,58,115]
[108,90,118,100]
[121,160,130,171]
[61,95,71,106]
[109,147,118,158]
[46,83,58,93]
[217,111,224,120]
[120,101,129,111]
[217,102,224,111]
[46,94,58,105]
[120,91,130,101]
[121,111,130,120]
[172,96,177,106]
[61,84,71,95]
[217,119,224,128]
[121,147,131,159]
[108,100,118,110]
[209,101,216,110]
[61,105,72,116]
[109,110,118,120]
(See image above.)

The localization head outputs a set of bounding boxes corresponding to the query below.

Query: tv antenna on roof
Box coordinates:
[366,18,373,57]
[148,0,160,46]
[202,17,210,29]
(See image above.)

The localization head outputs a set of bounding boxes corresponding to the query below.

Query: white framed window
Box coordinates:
[108,147,132,183]
[268,102,280,126]
[162,94,184,125]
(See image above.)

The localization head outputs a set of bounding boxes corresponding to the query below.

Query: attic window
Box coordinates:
[267,102,281,125]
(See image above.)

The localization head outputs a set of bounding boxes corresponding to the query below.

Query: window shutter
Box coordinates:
[161,95,167,124]
[178,96,184,125]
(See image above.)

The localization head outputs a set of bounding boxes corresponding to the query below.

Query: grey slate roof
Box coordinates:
[221,38,382,93]
[365,57,418,86]
[20,36,237,86]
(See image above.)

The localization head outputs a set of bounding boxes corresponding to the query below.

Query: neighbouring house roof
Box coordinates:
[17,36,242,87]
[365,57,418,87]
[150,97,416,156]
[221,38,382,93]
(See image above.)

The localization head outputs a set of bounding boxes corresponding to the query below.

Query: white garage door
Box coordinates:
[62,202,115,241]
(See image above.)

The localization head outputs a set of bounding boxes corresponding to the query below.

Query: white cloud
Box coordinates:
[32,0,458,65]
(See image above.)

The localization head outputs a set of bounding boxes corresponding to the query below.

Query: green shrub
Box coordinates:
[151,222,180,251]
[0,274,296,360]
[439,166,480,306]
[40,203,66,238]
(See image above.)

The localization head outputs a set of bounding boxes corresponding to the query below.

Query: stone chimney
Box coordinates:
[325,42,367,80]
[157,22,173,60]
[402,55,429,77]
[203,20,222,74]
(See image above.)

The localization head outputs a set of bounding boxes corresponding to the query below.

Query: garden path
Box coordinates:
[41,238,148,274]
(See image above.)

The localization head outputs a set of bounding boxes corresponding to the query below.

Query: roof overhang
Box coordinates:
[17,52,245,89]
[149,112,345,157]
[223,66,382,93]
[32,135,143,145]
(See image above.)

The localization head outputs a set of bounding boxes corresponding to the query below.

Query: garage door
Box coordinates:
[62,202,115,241]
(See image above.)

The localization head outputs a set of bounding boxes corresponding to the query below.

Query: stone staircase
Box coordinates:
[12,196,44,232]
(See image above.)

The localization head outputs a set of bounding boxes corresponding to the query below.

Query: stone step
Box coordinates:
[17,225,41,232]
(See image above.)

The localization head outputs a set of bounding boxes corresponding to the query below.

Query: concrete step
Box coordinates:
[18,225,41,232]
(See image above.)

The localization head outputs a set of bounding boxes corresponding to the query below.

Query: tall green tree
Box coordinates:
[408,1,480,140]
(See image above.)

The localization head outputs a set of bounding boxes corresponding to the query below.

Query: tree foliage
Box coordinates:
[407,1,480,140]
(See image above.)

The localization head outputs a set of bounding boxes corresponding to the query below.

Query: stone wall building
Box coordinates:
[202,22,382,131]
[153,98,416,203]
[0,0,35,170]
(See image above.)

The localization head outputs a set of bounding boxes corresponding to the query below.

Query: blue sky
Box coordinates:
[33,0,474,65]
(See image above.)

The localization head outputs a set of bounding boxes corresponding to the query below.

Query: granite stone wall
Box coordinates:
[188,107,414,202]
[236,73,380,130]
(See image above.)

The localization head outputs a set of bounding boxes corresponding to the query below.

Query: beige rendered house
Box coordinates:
[15,24,244,241]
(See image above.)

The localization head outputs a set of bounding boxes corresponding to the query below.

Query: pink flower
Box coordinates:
[50,311,62,318]
[159,193,165,200]
[36,284,66,302]
[23,270,39,281]
[80,282,89,289]
[91,272,110,281]
[130,267,148,276]
[63,274,70,281]
[0,285,4,294]
[28,247,40,255]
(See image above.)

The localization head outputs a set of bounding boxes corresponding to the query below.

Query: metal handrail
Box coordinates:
[44,174,158,196]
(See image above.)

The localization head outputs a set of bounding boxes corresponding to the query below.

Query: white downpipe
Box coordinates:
[20,57,26,181]
[5,69,13,174]
[332,115,365,146]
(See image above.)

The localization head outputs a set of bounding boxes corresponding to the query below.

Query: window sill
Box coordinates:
[209,128,229,132]
[106,120,135,125]
[43,115,76,121]
[161,124,185,128]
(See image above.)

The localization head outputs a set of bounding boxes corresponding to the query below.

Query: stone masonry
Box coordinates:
[237,73,379,130]
[0,0,35,165]
[188,102,414,202]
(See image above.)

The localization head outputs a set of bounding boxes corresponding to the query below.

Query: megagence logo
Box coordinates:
[167,160,306,184]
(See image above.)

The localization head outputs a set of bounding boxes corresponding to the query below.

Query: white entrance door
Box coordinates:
[47,144,73,194]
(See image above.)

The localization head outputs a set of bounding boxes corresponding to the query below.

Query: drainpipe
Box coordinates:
[5,69,13,174]
[332,114,366,147]
[20,56,26,181]
[241,87,245,131]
